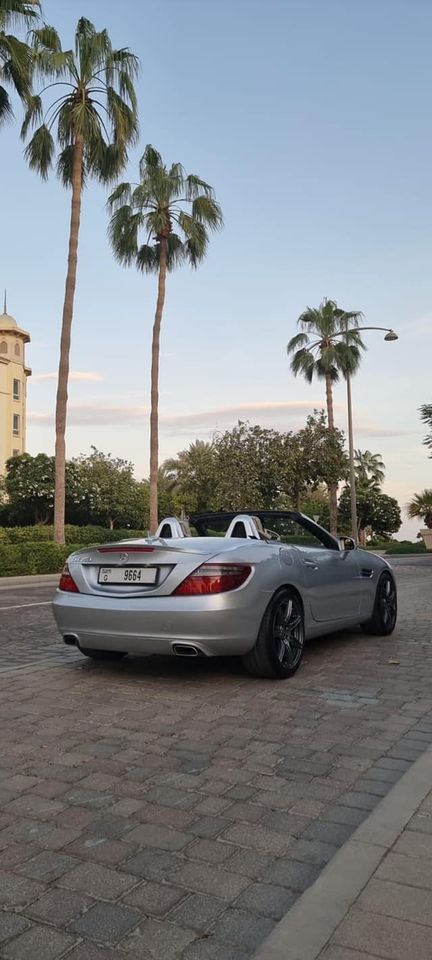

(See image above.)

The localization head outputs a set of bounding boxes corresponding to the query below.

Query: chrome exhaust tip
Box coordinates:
[63,634,78,646]
[172,643,201,657]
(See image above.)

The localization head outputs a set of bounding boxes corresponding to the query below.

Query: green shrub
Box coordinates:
[0,543,84,577]
[384,540,428,555]
[0,525,145,545]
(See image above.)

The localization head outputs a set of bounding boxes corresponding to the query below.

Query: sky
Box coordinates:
[2,0,432,538]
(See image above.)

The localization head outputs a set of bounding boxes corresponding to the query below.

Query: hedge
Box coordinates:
[384,540,429,555]
[0,525,145,545]
[0,543,85,577]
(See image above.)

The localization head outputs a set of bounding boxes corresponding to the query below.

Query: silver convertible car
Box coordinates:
[53,510,397,679]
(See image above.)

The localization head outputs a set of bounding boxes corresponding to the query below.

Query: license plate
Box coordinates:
[98,566,157,585]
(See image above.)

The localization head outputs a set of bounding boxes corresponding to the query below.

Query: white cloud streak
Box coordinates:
[32,371,103,383]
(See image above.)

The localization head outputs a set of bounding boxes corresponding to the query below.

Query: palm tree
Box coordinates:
[420,403,432,457]
[354,449,385,490]
[108,146,223,533]
[287,298,365,534]
[21,18,139,543]
[407,490,432,530]
[0,0,40,123]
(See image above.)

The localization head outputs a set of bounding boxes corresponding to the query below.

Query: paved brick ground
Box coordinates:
[0,562,431,959]
[318,782,432,960]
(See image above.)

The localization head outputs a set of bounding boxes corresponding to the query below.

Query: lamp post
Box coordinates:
[333,326,398,541]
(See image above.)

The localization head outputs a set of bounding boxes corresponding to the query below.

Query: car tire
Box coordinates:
[78,647,127,660]
[243,587,305,679]
[361,571,397,636]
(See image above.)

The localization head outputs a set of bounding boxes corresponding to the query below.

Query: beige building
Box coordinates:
[0,300,31,474]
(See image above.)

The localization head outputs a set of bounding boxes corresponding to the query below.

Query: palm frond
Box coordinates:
[290,348,317,383]
[0,83,12,121]
[139,144,162,179]
[287,331,310,354]
[107,180,132,210]
[136,243,159,273]
[23,121,54,177]
[108,204,142,264]
[0,1,40,31]
[20,92,42,137]
[191,195,223,230]
[30,23,62,52]
[185,173,214,200]
[177,211,208,264]
[106,84,138,144]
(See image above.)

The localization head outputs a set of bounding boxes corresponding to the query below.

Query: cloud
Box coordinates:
[352,424,413,438]
[32,371,103,383]
[28,399,331,430]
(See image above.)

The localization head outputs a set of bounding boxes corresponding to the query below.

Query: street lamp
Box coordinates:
[333,326,399,541]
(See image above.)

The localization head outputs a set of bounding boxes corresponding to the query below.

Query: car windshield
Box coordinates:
[189,512,335,549]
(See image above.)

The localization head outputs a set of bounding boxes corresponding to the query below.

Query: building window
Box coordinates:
[13,449,20,456]
[13,379,20,400]
[0,340,7,354]
[14,342,20,357]
[13,414,20,436]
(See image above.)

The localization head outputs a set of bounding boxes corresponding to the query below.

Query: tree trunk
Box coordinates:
[54,137,83,544]
[149,238,168,534]
[325,372,338,535]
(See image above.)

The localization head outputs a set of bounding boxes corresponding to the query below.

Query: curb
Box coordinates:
[252,746,432,960]
[0,574,59,588]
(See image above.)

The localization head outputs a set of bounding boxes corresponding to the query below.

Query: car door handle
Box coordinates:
[303,560,319,570]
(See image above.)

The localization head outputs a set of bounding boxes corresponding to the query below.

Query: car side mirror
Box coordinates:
[339,537,356,551]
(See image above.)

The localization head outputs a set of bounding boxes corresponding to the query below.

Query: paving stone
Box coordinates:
[320,948,385,960]
[221,822,290,854]
[59,861,137,899]
[107,799,144,818]
[358,877,432,927]
[211,907,274,951]
[223,802,264,824]
[126,823,191,851]
[170,893,226,932]
[407,813,432,835]
[0,871,46,909]
[224,786,256,802]
[302,820,355,845]
[393,829,432,860]
[236,881,297,919]
[334,908,432,960]
[171,861,250,900]
[17,851,77,882]
[0,843,40,870]
[2,796,65,821]
[186,838,236,865]
[122,848,181,882]
[1,923,77,960]
[182,939,249,960]
[264,856,321,891]
[86,814,133,838]
[376,851,432,890]
[194,797,231,816]
[189,817,227,839]
[376,757,411,772]
[65,944,122,960]
[224,848,274,879]
[288,837,338,866]
[359,766,403,783]
[135,801,195,831]
[25,888,92,925]
[144,786,198,809]
[123,880,186,915]
[0,913,31,945]
[122,917,196,958]
[64,835,137,866]
[320,804,367,828]
[69,901,142,944]
[354,778,393,797]
[338,791,381,811]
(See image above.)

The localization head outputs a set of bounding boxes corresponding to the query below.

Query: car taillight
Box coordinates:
[173,563,252,596]
[58,563,79,593]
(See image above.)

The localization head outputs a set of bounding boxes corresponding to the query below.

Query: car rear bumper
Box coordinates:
[52,589,264,657]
